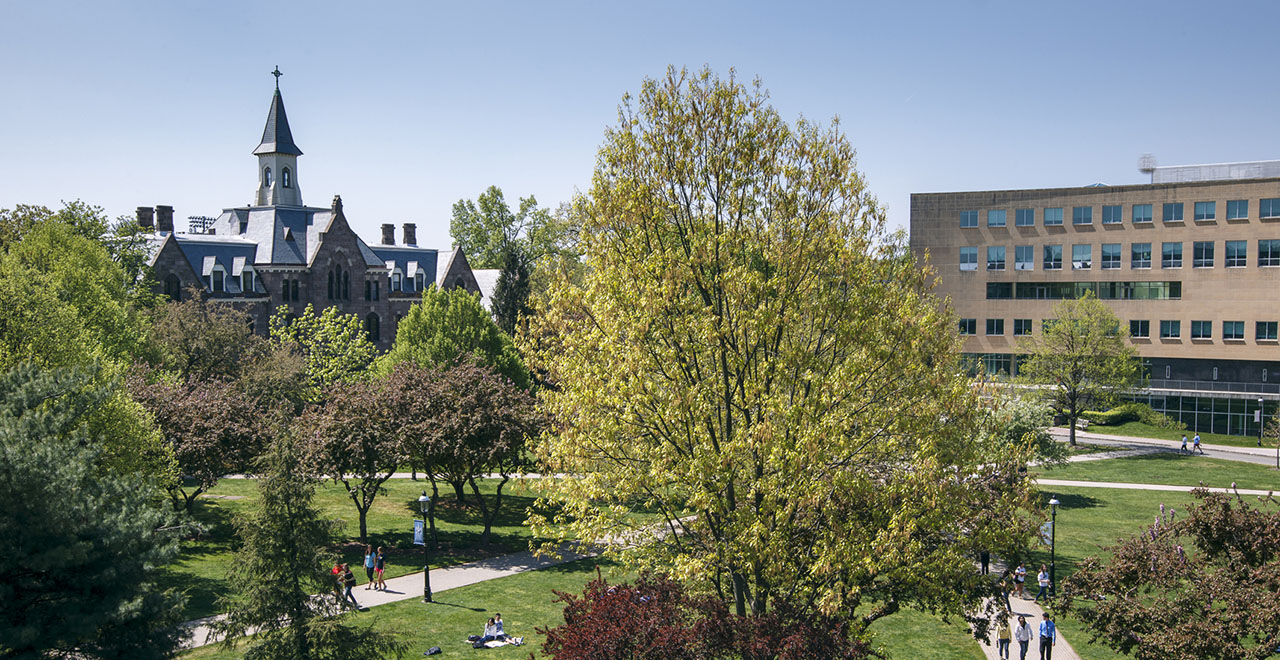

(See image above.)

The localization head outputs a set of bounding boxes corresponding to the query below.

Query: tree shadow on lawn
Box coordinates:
[392,493,538,529]
[1038,492,1102,510]
[158,566,227,622]
[175,498,241,559]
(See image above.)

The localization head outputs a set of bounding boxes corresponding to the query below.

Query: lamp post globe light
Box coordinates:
[1048,496,1060,598]
[419,491,432,603]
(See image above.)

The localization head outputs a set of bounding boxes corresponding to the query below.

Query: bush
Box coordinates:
[1084,402,1185,431]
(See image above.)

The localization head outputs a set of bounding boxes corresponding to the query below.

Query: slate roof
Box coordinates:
[368,243,441,290]
[205,206,386,268]
[163,234,264,294]
[253,89,303,156]
[471,268,501,310]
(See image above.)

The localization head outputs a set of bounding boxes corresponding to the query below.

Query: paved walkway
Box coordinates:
[183,545,592,649]
[1051,427,1280,466]
[979,596,1080,660]
[1036,478,1273,496]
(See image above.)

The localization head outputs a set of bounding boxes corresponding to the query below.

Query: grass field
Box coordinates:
[1085,420,1274,449]
[1040,452,1280,491]
[164,477,543,620]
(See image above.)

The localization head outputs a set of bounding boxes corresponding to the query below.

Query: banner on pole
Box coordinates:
[413,519,425,546]
[1039,521,1053,546]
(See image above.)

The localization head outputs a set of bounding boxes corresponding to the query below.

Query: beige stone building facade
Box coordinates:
[910,164,1280,436]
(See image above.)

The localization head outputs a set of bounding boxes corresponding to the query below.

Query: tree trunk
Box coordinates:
[358,505,369,544]
[467,474,509,545]
[1068,414,1078,446]
[450,479,467,504]
[731,571,749,618]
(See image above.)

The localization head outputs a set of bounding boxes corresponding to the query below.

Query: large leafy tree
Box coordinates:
[147,289,259,380]
[270,304,376,402]
[214,436,406,660]
[526,67,1037,635]
[0,363,187,659]
[303,377,405,544]
[0,200,109,252]
[1017,292,1141,445]
[1061,489,1280,660]
[377,284,530,390]
[450,185,574,269]
[491,242,533,336]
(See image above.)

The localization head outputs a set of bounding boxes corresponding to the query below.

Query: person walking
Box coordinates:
[1038,612,1056,659]
[999,578,1012,611]
[374,546,387,590]
[1034,565,1050,602]
[340,563,359,608]
[363,545,376,589]
[996,617,1012,659]
[1180,434,1188,453]
[1014,615,1033,660]
[1014,563,1027,598]
[980,550,990,575]
[1193,432,1204,454]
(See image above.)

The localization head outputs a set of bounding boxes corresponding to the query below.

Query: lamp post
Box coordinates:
[418,491,432,603]
[1048,496,1060,598]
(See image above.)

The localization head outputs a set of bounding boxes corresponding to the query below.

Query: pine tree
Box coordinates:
[491,242,532,336]
[0,362,188,659]
[213,435,406,660]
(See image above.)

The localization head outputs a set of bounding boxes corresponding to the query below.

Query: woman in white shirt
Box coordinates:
[1013,614,1034,660]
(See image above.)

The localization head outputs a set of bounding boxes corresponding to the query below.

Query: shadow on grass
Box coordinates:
[1038,492,1102,510]
[158,566,226,621]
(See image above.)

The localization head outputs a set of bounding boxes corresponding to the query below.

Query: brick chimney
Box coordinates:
[402,223,417,246]
[136,206,154,230]
[155,205,174,233]
[381,223,395,245]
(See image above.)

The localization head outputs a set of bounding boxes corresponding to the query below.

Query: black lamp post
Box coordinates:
[1048,496,1060,597]
[418,491,432,603]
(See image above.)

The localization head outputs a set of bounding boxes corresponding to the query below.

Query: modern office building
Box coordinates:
[910,160,1280,436]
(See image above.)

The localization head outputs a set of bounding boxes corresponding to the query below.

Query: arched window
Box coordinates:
[342,270,350,300]
[291,280,299,301]
[164,274,181,301]
[282,167,292,188]
[282,279,290,300]
[365,313,380,343]
[263,166,273,187]
[327,271,335,300]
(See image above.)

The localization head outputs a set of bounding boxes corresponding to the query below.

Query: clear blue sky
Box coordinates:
[3,0,1279,248]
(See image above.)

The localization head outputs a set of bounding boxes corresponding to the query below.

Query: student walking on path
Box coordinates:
[1013,615,1033,660]
[995,617,1011,659]
[363,545,376,589]
[1180,434,1188,453]
[1034,565,1050,602]
[340,563,359,608]
[1193,432,1204,454]
[1014,563,1027,598]
[1038,613,1056,660]
[374,546,387,590]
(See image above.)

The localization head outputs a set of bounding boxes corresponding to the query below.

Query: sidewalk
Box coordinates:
[183,545,592,649]
[979,596,1081,660]
[1036,478,1273,496]
[1051,427,1278,462]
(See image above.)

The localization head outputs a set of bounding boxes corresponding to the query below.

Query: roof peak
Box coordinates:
[253,79,302,156]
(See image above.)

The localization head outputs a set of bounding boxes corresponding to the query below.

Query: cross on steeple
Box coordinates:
[271,66,282,89]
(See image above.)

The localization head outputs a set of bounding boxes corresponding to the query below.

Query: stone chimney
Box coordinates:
[402,223,417,246]
[136,206,154,230]
[155,205,175,233]
[381,223,395,245]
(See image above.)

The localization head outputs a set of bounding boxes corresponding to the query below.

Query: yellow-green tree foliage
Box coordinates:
[527,68,1037,626]
[1017,292,1141,446]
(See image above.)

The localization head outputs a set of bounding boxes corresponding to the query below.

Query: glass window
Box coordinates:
[1260,239,1280,266]
[988,210,1007,227]
[1161,242,1182,268]
[1044,207,1064,226]
[1016,208,1034,226]
[263,166,272,187]
[1013,319,1033,336]
[1227,199,1248,219]
[1130,320,1150,338]
[986,283,1013,299]
[1015,245,1034,270]
[1192,241,1214,268]
[1133,204,1153,223]
[986,318,1004,336]
[1102,205,1122,224]
[987,246,1006,271]
[1223,321,1245,340]
[1160,320,1181,339]
[1072,244,1092,269]
[1262,198,1280,218]
[1043,244,1062,270]
[1258,321,1278,341]
[1101,243,1121,269]
[1225,240,1247,267]
[241,270,254,294]
[282,167,292,189]
[958,318,976,335]
[291,280,299,301]
[1191,320,1212,339]
[1072,206,1093,225]
[1131,242,1152,268]
[959,247,978,271]
[1163,203,1184,222]
[960,210,979,227]
[1194,201,1216,221]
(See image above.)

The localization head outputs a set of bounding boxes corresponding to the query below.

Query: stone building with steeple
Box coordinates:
[143,72,481,349]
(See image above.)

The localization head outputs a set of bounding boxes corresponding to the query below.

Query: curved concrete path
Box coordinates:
[1052,427,1280,466]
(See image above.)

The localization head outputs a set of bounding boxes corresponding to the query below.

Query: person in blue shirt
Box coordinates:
[1038,612,1056,659]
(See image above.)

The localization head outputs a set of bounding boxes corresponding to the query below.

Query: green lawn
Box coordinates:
[867,607,985,659]
[164,477,542,621]
[1040,452,1280,491]
[1086,420,1274,449]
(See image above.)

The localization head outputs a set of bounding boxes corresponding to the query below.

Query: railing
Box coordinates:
[1146,379,1280,395]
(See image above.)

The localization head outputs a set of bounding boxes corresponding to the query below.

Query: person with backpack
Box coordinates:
[374,546,388,590]
[340,563,359,608]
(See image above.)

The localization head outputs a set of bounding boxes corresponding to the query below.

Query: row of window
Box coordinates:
[985,281,1181,300]
[961,239,1280,271]
[959,199,1280,228]
[961,318,1280,341]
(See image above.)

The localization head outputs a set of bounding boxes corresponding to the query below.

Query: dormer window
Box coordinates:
[415,272,425,292]
[241,267,256,295]
[282,167,292,188]
[263,166,273,187]
[391,271,402,292]
[208,267,226,293]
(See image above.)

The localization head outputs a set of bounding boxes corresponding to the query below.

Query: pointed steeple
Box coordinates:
[253,86,302,156]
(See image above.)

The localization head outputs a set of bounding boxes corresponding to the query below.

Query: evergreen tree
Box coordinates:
[0,362,187,659]
[214,435,406,660]
[491,242,532,336]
